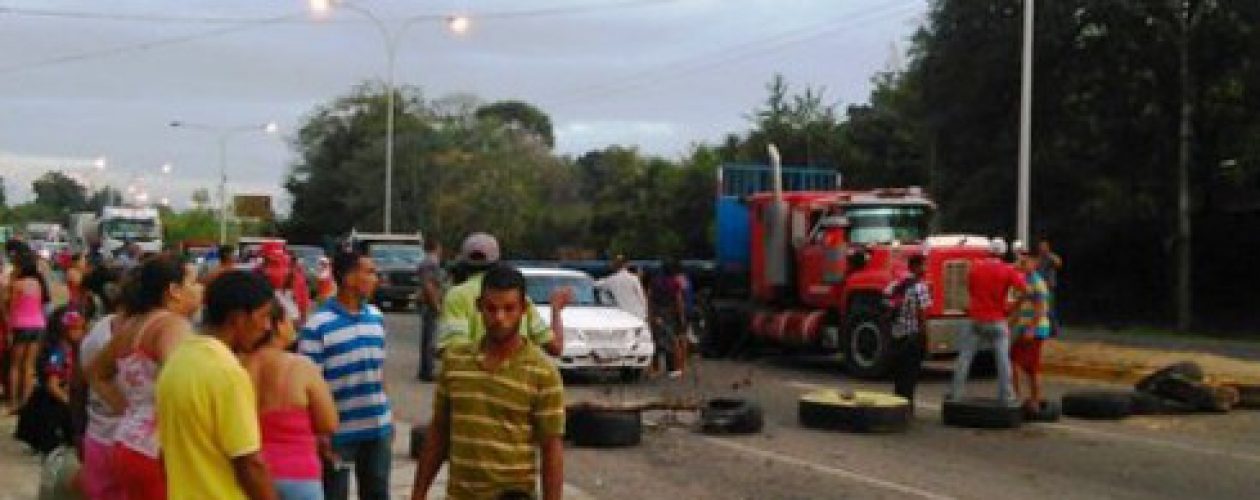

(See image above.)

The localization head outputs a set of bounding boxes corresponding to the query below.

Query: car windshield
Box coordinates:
[102,218,160,240]
[845,205,930,244]
[526,274,598,306]
[369,244,423,266]
[290,246,324,268]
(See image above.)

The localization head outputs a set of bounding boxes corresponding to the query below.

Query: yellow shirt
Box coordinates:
[157,335,261,500]
[437,271,552,350]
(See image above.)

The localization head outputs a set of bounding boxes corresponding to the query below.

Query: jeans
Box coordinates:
[418,306,438,380]
[276,479,324,500]
[949,321,1016,404]
[322,429,393,500]
[890,335,925,405]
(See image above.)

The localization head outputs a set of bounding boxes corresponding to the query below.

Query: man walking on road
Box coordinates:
[299,250,393,500]
[416,240,446,381]
[886,253,931,406]
[437,232,568,356]
[596,256,647,320]
[949,238,1027,405]
[412,264,566,500]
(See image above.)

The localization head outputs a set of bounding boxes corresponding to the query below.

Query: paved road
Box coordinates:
[384,312,1260,500]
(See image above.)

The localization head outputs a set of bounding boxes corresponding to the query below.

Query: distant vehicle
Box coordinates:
[69,207,163,256]
[345,231,424,311]
[237,236,285,267]
[289,244,327,294]
[522,267,654,381]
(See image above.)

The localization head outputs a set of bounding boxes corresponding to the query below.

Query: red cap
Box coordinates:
[261,241,286,261]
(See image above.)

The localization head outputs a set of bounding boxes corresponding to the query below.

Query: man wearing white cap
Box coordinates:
[948,238,1027,405]
[436,233,569,355]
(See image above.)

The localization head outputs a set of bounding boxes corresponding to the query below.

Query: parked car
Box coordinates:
[289,244,327,296]
[521,267,654,381]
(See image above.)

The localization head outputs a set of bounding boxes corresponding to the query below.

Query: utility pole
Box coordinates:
[1175,0,1205,332]
[1016,0,1034,246]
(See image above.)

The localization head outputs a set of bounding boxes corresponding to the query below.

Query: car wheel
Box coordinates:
[1061,390,1134,420]
[567,406,642,447]
[798,390,910,433]
[699,398,764,435]
[942,398,1023,429]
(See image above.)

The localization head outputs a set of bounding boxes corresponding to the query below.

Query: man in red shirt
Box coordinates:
[257,241,311,322]
[948,238,1027,405]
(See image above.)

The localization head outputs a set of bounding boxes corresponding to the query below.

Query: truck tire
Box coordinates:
[798,390,910,433]
[1136,361,1204,393]
[567,406,642,447]
[1023,400,1062,423]
[1229,384,1260,409]
[942,398,1023,429]
[408,424,427,459]
[699,398,764,435]
[842,298,892,379]
[1131,391,1196,415]
[1061,390,1133,420]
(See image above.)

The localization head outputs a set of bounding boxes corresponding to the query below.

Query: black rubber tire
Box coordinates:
[1141,373,1231,412]
[408,424,427,459]
[699,398,765,435]
[619,368,645,383]
[798,392,910,433]
[1131,391,1197,415]
[1135,361,1204,393]
[567,407,642,447]
[942,398,1023,429]
[1023,400,1062,423]
[1229,384,1260,409]
[842,298,893,379]
[1061,391,1134,420]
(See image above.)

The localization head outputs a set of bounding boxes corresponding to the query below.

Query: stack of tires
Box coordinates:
[1061,361,1251,420]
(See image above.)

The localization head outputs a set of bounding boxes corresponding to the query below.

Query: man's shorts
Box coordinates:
[1010,336,1044,373]
[12,328,44,344]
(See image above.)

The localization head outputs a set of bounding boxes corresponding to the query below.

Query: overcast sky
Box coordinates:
[0,0,926,210]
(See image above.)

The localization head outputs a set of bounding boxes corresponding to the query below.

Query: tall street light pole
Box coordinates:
[311,0,470,234]
[1017,0,1034,246]
[169,121,278,244]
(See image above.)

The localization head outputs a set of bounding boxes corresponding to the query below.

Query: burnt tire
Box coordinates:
[1023,400,1062,423]
[1136,361,1205,393]
[842,302,893,379]
[699,398,764,435]
[798,390,910,433]
[408,424,427,459]
[1227,384,1260,409]
[1061,390,1134,420]
[942,398,1022,429]
[567,406,642,447]
[1131,391,1197,415]
[1142,374,1235,412]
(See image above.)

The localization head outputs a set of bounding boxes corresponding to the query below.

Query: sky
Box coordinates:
[0,0,927,211]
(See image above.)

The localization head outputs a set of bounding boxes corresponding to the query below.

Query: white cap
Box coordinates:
[988,237,1007,256]
[459,232,500,263]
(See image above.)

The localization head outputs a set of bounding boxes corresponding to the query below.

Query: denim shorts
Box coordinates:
[275,479,323,500]
[12,328,44,344]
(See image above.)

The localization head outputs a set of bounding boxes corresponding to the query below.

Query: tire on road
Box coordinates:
[1228,383,1260,409]
[798,390,910,433]
[699,398,765,435]
[1131,391,1197,415]
[409,423,427,459]
[1061,390,1134,420]
[942,398,1023,429]
[1135,361,1204,393]
[1023,400,1061,423]
[567,406,642,447]
[1142,374,1236,412]
[619,368,645,383]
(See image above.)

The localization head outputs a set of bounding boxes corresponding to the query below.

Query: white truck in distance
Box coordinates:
[71,206,163,255]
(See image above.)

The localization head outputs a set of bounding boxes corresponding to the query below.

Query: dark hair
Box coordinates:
[251,301,288,351]
[44,305,82,349]
[423,239,441,253]
[13,249,50,304]
[219,245,236,261]
[480,263,527,299]
[332,249,365,286]
[203,271,274,328]
[120,255,187,315]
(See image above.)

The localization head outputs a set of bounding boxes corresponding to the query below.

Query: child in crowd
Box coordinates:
[16,307,86,454]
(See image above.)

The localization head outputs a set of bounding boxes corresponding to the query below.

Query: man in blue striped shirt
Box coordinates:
[299,249,392,500]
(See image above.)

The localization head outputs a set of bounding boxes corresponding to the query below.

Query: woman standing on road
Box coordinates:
[240,307,338,499]
[87,256,202,500]
[6,246,50,414]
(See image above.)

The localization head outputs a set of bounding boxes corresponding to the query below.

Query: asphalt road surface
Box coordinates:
[382,312,1260,500]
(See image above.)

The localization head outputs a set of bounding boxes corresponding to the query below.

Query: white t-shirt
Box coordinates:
[598,269,649,320]
[80,314,120,443]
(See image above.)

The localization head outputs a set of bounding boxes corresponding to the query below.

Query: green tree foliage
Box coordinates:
[32,171,88,214]
[474,100,556,148]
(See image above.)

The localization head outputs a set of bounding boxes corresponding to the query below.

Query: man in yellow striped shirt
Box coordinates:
[412,264,566,500]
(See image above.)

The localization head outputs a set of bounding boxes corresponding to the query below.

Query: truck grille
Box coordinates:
[941,260,970,314]
[583,329,629,346]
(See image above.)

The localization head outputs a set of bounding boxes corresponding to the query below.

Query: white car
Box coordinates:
[522,267,655,380]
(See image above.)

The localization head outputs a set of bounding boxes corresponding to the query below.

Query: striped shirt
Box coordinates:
[299,299,393,445]
[435,342,565,499]
[1014,271,1052,339]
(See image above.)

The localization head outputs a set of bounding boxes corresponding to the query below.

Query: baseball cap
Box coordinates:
[988,237,1008,256]
[459,233,500,263]
[261,241,286,261]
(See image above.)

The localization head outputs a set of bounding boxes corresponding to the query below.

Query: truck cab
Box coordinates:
[345,231,425,311]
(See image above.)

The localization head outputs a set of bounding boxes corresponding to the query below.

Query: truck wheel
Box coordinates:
[798,390,910,433]
[1136,361,1204,393]
[567,406,642,447]
[699,398,764,435]
[942,398,1023,429]
[1061,391,1134,420]
[842,300,892,379]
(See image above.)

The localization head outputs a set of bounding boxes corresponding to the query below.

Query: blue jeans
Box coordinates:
[276,479,323,500]
[322,429,393,500]
[949,321,1016,405]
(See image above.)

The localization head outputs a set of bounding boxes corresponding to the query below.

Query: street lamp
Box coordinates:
[1016,0,1034,245]
[161,162,173,175]
[310,0,470,233]
[169,120,279,244]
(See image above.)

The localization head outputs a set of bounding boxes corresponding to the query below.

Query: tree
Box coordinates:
[475,100,556,148]
[87,187,122,211]
[0,176,7,209]
[31,171,88,214]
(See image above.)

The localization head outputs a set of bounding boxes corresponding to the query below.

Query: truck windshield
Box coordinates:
[103,218,159,240]
[369,244,424,266]
[525,274,598,306]
[846,205,929,244]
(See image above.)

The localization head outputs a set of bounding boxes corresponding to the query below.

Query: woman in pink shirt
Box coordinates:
[240,308,338,499]
[6,247,50,414]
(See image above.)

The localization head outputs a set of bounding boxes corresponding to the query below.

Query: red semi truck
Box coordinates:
[708,147,994,378]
